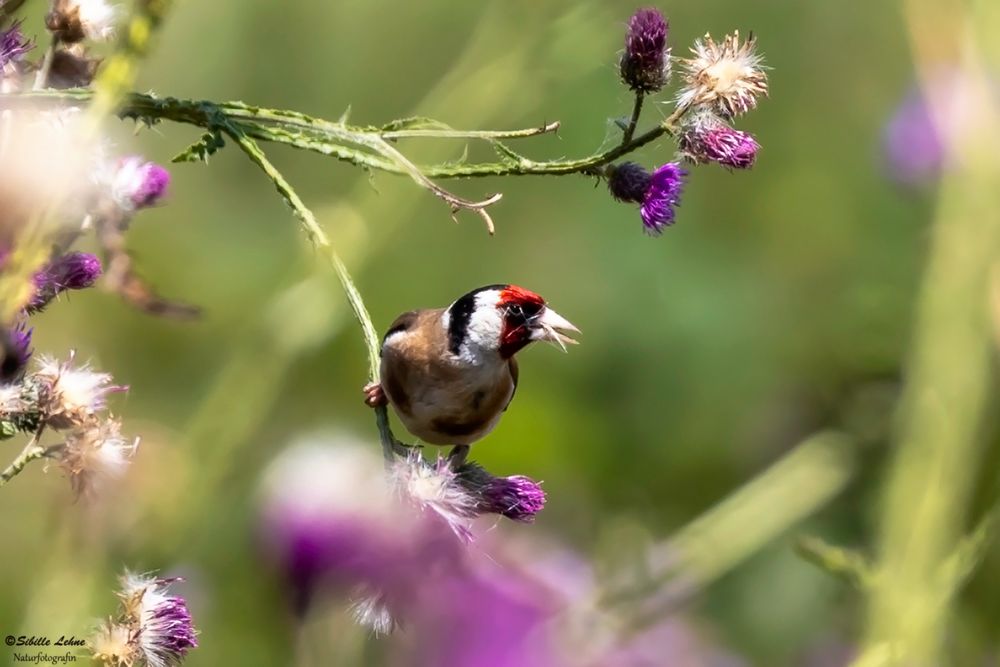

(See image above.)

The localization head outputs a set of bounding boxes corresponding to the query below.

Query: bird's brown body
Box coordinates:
[364,284,577,455]
[380,309,518,446]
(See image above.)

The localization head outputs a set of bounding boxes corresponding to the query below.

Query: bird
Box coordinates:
[363,284,579,465]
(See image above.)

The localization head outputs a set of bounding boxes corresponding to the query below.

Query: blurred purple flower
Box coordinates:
[883,69,1000,186]
[258,437,464,615]
[620,8,670,93]
[111,157,170,210]
[1,320,32,382]
[0,22,32,70]
[400,562,561,667]
[641,162,687,235]
[598,619,747,667]
[27,251,102,313]
[679,114,759,169]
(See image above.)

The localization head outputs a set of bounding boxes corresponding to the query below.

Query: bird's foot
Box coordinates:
[447,445,470,469]
[363,382,388,408]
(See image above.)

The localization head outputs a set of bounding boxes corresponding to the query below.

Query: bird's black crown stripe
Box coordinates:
[447,284,508,355]
[382,311,418,344]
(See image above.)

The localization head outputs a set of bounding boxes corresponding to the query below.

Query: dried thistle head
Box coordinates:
[57,417,135,496]
[678,31,768,118]
[34,352,125,429]
[46,0,119,43]
[90,620,138,667]
[391,451,477,540]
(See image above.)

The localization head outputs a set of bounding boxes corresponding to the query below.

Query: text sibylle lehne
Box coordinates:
[5,635,81,663]
[6,635,85,647]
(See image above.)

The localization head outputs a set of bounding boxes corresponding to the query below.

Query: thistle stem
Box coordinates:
[622,92,643,143]
[32,35,59,90]
[0,428,46,488]
[225,128,406,464]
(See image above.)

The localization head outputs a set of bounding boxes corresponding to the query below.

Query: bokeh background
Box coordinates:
[3,1,999,665]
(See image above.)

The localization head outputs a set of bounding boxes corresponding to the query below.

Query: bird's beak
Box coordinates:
[530,307,580,351]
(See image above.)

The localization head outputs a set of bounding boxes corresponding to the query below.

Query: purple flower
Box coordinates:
[882,70,1000,186]
[883,88,943,185]
[640,162,687,234]
[679,115,760,168]
[1,321,32,383]
[111,157,170,210]
[606,162,652,204]
[457,462,546,522]
[118,573,198,667]
[402,563,561,667]
[619,8,670,93]
[27,251,102,313]
[607,162,687,234]
[258,438,463,615]
[0,22,32,70]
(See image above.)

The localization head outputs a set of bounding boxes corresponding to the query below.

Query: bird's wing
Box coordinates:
[504,357,519,412]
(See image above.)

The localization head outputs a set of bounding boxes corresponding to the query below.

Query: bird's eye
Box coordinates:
[508,304,525,321]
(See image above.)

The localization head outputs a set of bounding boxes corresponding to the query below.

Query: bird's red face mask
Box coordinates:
[497,285,579,359]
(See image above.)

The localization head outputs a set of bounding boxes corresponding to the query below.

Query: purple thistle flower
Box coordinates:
[483,476,546,522]
[259,439,465,615]
[456,462,546,522]
[404,564,560,667]
[1,321,33,383]
[119,573,198,667]
[640,162,687,235]
[27,252,102,313]
[111,157,170,210]
[679,114,759,168]
[619,8,670,93]
[0,22,32,70]
[882,70,1000,186]
[606,162,652,204]
[882,87,943,186]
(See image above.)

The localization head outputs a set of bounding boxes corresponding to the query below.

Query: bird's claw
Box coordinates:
[363,382,388,408]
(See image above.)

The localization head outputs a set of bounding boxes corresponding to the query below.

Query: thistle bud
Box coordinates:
[27,251,102,313]
[110,157,171,210]
[606,162,652,203]
[0,321,32,383]
[456,461,546,522]
[607,162,687,235]
[678,113,760,168]
[619,8,670,93]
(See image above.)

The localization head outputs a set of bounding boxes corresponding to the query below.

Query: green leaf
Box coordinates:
[172,131,226,163]
[380,116,450,132]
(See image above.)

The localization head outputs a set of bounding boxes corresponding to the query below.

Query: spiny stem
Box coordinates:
[0,429,46,488]
[380,120,560,140]
[1,90,680,181]
[32,34,59,90]
[226,127,404,463]
[622,92,643,143]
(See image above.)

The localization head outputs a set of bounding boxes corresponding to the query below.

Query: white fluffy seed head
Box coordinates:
[58,418,135,497]
[390,452,475,539]
[35,354,123,429]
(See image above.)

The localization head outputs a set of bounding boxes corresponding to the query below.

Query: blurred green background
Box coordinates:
[3,0,999,665]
